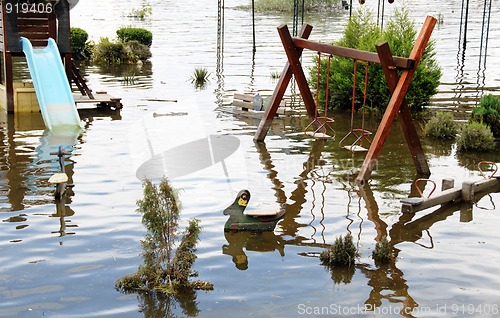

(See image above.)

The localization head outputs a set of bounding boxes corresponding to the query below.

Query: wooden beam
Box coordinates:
[254,24,313,142]
[278,25,317,119]
[356,16,437,183]
[292,38,415,69]
[375,41,430,176]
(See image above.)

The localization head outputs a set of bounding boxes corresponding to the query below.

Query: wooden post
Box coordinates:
[254,24,312,142]
[278,25,317,119]
[356,16,437,183]
[374,41,430,177]
[5,52,14,112]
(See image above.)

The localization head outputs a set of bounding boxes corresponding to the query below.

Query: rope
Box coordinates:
[315,52,321,118]
[324,55,332,117]
[361,62,369,131]
[350,59,357,131]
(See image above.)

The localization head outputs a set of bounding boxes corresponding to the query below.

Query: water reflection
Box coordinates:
[135,289,199,318]
[223,231,285,270]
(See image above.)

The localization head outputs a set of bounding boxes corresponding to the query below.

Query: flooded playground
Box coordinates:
[1,0,500,317]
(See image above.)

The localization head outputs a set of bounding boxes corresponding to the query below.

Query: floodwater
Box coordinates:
[1,0,500,317]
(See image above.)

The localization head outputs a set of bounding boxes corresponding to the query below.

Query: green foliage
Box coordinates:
[424,111,458,139]
[92,38,151,65]
[92,37,126,64]
[253,0,339,12]
[471,94,500,137]
[190,67,210,89]
[320,233,358,267]
[70,27,92,60]
[128,4,152,20]
[117,27,153,47]
[115,178,213,294]
[310,7,441,113]
[125,40,152,61]
[372,236,392,265]
[456,122,496,152]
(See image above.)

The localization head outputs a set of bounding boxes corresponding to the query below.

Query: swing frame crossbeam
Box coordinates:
[253,16,437,183]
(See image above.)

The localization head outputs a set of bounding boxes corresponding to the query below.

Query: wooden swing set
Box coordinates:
[253,16,437,183]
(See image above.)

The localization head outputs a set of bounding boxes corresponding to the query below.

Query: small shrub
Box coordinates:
[320,233,358,267]
[117,27,153,47]
[471,94,500,137]
[92,37,126,64]
[128,5,152,20]
[124,40,152,62]
[115,178,213,294]
[92,38,151,65]
[456,121,496,152]
[372,236,392,264]
[70,27,91,60]
[424,111,458,139]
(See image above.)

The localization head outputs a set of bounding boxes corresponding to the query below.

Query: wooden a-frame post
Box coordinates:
[356,16,436,183]
[254,16,437,183]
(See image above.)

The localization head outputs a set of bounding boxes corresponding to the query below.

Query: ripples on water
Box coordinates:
[1,0,500,317]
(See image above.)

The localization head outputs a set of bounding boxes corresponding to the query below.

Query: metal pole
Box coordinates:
[252,0,256,52]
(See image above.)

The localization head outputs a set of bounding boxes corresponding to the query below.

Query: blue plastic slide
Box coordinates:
[20,37,83,130]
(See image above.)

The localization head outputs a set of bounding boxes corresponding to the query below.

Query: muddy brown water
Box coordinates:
[1,0,500,317]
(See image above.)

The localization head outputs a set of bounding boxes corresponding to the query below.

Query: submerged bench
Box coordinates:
[233,93,287,115]
[401,176,500,214]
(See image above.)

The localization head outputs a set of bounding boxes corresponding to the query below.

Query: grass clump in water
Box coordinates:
[190,67,210,89]
[456,122,496,152]
[115,178,213,294]
[424,111,458,139]
[320,233,358,267]
[372,236,392,265]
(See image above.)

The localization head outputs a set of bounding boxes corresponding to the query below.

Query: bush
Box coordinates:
[456,121,496,152]
[117,27,153,47]
[115,178,213,294]
[92,38,151,64]
[124,40,152,61]
[471,94,500,137]
[424,111,458,139]
[372,236,392,265]
[70,27,91,60]
[92,37,126,64]
[309,7,441,113]
[320,233,358,267]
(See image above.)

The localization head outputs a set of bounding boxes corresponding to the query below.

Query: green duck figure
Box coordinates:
[223,190,286,232]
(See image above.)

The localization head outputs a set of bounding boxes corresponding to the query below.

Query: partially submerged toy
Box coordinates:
[223,190,286,232]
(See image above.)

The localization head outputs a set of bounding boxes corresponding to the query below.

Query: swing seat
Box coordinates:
[339,128,372,152]
[304,116,335,139]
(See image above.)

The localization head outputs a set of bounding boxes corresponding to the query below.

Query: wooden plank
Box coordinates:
[233,100,253,109]
[18,33,50,39]
[254,24,312,142]
[356,16,437,183]
[292,38,415,69]
[305,131,332,139]
[234,93,253,102]
[401,186,462,214]
[343,145,368,152]
[462,177,500,203]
